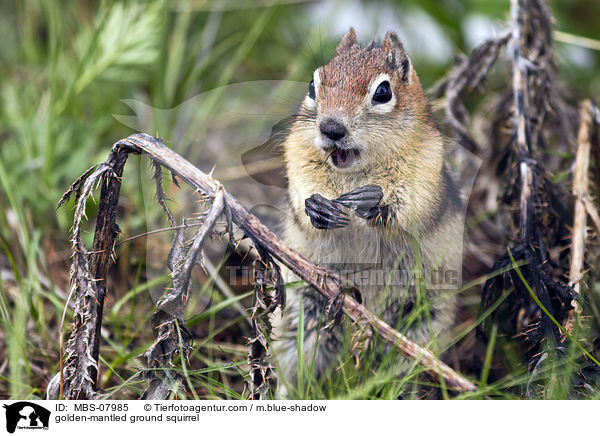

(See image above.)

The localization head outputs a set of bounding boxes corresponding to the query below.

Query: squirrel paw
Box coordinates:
[305,193,350,229]
[334,185,386,220]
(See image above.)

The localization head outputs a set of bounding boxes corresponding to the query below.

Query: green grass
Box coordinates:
[271,282,599,400]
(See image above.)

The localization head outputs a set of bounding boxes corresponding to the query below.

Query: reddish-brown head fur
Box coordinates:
[290,28,434,174]
[315,28,424,115]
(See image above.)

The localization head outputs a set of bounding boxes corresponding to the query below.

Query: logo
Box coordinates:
[2,402,50,433]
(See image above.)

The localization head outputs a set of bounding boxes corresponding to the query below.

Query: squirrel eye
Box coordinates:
[308,79,316,99]
[372,81,392,104]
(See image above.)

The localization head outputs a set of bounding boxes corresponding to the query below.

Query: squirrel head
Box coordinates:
[295,28,433,172]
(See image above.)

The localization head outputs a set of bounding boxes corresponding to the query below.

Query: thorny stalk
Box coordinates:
[431,31,511,155]
[510,0,535,241]
[565,100,599,334]
[433,0,597,393]
[51,149,128,399]
[141,190,225,399]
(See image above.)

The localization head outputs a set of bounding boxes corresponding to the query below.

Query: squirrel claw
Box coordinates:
[335,185,383,205]
[334,185,386,221]
[305,193,350,229]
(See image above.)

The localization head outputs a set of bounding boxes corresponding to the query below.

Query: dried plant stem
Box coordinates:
[56,151,128,399]
[565,100,595,333]
[432,31,510,154]
[471,0,581,387]
[510,0,534,240]
[583,196,600,236]
[142,190,224,399]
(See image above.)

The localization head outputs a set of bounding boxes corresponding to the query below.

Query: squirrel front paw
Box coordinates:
[305,185,388,230]
[305,193,350,229]
[334,185,387,221]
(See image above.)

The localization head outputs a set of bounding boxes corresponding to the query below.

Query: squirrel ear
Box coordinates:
[383,31,411,83]
[335,28,357,56]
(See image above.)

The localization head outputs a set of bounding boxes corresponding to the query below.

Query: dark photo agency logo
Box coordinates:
[2,402,50,433]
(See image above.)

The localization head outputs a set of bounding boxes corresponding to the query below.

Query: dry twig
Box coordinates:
[431,31,511,155]
[55,150,128,399]
[467,0,580,391]
[141,191,225,399]
[565,100,600,334]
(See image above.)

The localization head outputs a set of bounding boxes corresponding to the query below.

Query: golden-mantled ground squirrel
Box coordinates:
[273,29,463,392]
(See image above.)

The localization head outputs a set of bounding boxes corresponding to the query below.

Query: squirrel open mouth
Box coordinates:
[328,147,360,169]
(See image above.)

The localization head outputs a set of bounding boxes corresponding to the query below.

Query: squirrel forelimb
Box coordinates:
[305,185,389,229]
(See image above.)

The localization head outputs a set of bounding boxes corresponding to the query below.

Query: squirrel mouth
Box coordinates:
[328,147,360,169]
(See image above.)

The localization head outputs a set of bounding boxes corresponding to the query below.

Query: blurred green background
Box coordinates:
[0,0,599,399]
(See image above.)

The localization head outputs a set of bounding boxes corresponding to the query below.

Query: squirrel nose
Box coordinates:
[320,118,347,141]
